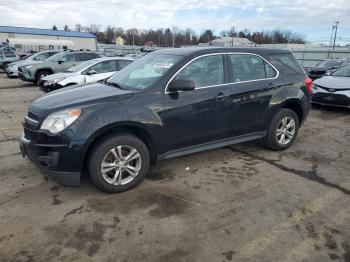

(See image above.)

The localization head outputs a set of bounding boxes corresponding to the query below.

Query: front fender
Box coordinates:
[68,98,165,164]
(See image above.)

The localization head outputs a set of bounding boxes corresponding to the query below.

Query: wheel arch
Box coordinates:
[35,68,54,81]
[82,122,158,170]
[280,99,304,125]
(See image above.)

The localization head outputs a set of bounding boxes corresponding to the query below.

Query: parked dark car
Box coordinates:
[306,58,350,80]
[20,47,311,193]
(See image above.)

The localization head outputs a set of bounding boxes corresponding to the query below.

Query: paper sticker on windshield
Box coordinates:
[154,62,173,69]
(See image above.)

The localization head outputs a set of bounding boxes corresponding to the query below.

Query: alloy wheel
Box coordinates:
[100,145,142,185]
[276,117,296,145]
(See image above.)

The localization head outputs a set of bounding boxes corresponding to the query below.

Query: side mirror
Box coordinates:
[87,70,97,75]
[168,79,195,92]
[57,59,64,64]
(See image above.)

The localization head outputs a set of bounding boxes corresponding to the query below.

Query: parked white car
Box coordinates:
[38,57,134,92]
[311,64,350,108]
[5,50,59,77]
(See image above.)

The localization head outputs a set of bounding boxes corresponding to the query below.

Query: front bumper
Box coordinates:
[311,92,350,108]
[19,132,81,186]
[38,80,63,92]
[18,67,35,82]
[5,66,18,77]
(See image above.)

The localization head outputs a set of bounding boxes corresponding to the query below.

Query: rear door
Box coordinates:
[227,53,278,136]
[163,54,232,152]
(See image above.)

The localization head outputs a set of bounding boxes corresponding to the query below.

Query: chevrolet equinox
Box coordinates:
[20,47,311,193]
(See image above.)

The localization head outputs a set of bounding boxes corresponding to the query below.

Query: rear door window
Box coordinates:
[229,54,277,82]
[175,55,224,88]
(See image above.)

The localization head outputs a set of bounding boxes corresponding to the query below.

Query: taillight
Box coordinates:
[304,77,312,93]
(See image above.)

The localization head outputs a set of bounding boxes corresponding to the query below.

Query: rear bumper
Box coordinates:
[19,134,81,186]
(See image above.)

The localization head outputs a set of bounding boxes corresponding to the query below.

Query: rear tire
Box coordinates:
[88,133,150,193]
[264,109,299,151]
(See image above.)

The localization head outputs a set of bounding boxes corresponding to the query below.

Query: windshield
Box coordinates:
[46,51,65,62]
[66,60,97,72]
[317,60,343,67]
[332,64,350,77]
[2,50,16,58]
[107,53,182,90]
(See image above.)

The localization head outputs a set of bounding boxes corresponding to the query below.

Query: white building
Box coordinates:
[0,26,97,52]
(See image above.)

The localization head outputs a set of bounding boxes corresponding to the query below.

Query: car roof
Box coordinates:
[89,57,134,63]
[155,47,291,57]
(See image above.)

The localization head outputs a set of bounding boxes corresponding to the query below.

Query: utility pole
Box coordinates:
[332,21,340,51]
[172,26,175,48]
[327,25,335,58]
[231,27,235,46]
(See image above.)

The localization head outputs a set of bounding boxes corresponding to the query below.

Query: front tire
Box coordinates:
[88,133,150,193]
[264,109,299,151]
[35,70,51,84]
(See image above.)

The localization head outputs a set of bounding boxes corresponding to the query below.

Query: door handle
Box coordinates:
[215,92,229,101]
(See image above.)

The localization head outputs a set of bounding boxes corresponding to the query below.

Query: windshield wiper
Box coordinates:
[105,81,125,90]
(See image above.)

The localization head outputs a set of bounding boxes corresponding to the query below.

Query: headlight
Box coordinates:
[25,64,34,69]
[40,109,81,133]
[54,77,66,83]
[311,83,318,90]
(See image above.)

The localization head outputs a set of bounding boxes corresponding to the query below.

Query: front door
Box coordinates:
[55,53,78,73]
[163,54,231,152]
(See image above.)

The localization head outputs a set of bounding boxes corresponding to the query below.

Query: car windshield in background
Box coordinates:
[46,52,65,62]
[317,60,343,67]
[3,51,16,58]
[107,54,182,90]
[332,64,350,77]
[66,60,96,72]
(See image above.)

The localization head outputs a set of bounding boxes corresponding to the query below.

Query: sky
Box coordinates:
[1,0,350,45]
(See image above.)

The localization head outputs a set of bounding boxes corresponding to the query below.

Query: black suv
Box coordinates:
[20,47,311,193]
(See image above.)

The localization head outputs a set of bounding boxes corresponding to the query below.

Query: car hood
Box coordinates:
[8,59,40,67]
[42,72,76,81]
[309,66,333,72]
[314,76,350,88]
[29,82,134,114]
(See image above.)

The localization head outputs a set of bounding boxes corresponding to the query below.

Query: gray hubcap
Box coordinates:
[276,117,296,145]
[101,145,142,185]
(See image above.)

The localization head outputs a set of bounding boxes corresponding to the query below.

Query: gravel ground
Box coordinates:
[0,72,350,262]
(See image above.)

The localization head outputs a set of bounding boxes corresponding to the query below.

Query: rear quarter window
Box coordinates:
[268,53,305,75]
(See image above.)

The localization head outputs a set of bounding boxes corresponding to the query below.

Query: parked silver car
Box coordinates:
[311,64,350,108]
[39,57,133,92]
[5,50,59,77]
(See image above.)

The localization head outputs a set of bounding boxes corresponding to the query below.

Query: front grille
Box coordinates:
[24,128,38,140]
[27,111,39,121]
[317,85,350,92]
[312,93,350,106]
